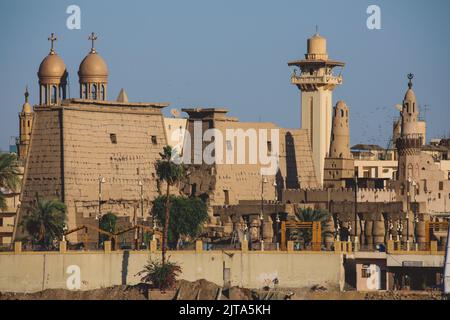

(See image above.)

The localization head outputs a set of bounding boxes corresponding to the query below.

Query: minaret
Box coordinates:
[396,74,423,181]
[17,87,34,161]
[78,32,109,100]
[324,101,354,188]
[288,32,345,185]
[37,33,68,106]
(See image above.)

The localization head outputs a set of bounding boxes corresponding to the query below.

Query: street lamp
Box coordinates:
[273,180,280,248]
[97,176,106,220]
[353,172,359,250]
[138,180,144,248]
[260,175,268,250]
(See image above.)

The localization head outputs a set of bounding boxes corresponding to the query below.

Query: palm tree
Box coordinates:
[0,153,20,210]
[155,146,185,265]
[294,208,330,246]
[22,195,67,249]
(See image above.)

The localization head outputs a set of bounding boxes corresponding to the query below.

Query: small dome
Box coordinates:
[336,100,348,109]
[38,52,67,84]
[22,87,32,113]
[78,51,108,83]
[22,101,32,113]
[404,89,416,102]
[307,33,327,56]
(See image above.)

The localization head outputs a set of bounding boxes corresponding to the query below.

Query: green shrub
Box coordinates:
[137,259,181,291]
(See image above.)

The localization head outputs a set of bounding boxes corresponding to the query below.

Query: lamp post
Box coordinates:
[273,180,280,249]
[354,173,359,250]
[97,176,106,220]
[138,180,144,247]
[260,175,268,250]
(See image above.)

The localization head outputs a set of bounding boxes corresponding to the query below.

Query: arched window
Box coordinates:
[340,109,344,117]
[91,84,97,100]
[82,84,87,99]
[408,164,413,179]
[51,85,57,104]
[40,85,47,104]
[100,84,105,100]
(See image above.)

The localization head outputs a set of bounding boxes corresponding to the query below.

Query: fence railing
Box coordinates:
[1,239,446,254]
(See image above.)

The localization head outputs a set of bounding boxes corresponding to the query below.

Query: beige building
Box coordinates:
[180,108,319,208]
[393,75,450,216]
[15,34,170,242]
[288,33,345,185]
[163,116,187,156]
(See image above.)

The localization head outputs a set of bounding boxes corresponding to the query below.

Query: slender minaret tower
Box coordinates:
[396,74,423,181]
[288,31,345,185]
[17,87,34,161]
[324,101,354,188]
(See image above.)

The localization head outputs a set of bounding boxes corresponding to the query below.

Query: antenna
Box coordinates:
[422,104,430,121]
[170,109,180,118]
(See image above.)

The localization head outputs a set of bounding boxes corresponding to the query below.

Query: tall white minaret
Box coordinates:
[288,32,345,185]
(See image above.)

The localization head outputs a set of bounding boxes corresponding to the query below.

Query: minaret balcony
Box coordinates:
[291,74,343,86]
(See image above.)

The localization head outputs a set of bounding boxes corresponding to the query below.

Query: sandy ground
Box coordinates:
[0,280,446,300]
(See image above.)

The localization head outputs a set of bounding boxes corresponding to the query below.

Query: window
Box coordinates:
[110,133,117,144]
[361,265,371,278]
[439,181,444,191]
[267,141,272,153]
[191,183,197,197]
[27,120,30,128]
[226,140,232,151]
[100,85,105,100]
[0,218,3,227]
[91,84,97,100]
[82,84,87,98]
[340,109,344,117]
[224,190,230,205]
[151,136,157,145]
[51,85,57,104]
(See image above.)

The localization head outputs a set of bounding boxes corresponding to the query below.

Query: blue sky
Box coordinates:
[0,0,449,151]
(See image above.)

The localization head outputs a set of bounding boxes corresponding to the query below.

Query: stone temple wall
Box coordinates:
[16,101,168,242]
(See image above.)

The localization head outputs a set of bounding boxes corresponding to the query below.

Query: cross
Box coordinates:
[48,33,57,53]
[89,32,98,52]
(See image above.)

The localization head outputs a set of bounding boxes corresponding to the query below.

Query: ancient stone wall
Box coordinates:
[17,101,168,242]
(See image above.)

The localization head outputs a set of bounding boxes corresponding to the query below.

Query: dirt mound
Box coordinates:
[365,291,445,300]
[0,284,149,300]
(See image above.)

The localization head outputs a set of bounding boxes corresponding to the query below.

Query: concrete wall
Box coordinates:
[0,251,344,293]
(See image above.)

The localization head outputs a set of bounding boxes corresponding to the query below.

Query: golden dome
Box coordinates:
[78,51,108,83]
[38,52,67,84]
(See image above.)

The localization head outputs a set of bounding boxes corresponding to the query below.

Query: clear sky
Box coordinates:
[0,0,449,151]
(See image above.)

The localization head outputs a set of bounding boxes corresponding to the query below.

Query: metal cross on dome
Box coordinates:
[48,33,57,53]
[89,32,98,52]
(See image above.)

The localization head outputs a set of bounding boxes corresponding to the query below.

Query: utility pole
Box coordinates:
[274,180,279,250]
[260,175,268,250]
[138,180,144,247]
[354,172,359,251]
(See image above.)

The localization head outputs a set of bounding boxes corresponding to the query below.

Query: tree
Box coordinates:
[99,212,117,246]
[22,195,67,249]
[152,195,208,248]
[155,146,185,264]
[293,208,331,246]
[0,153,20,210]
